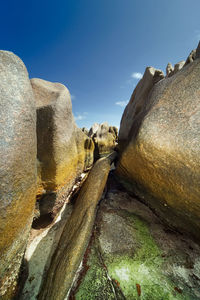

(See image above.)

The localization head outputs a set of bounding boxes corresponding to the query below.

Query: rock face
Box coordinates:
[0,51,37,298]
[31,78,94,196]
[116,49,200,241]
[89,122,118,160]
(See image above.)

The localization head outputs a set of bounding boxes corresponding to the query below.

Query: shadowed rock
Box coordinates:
[116,46,200,241]
[196,41,200,59]
[38,152,117,300]
[184,49,196,66]
[0,51,37,298]
[31,78,94,217]
[82,127,89,136]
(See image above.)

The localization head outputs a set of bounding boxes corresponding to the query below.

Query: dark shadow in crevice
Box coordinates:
[37,105,56,190]
[32,213,54,229]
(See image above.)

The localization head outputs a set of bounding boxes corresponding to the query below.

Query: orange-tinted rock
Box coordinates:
[31,78,94,194]
[116,49,200,241]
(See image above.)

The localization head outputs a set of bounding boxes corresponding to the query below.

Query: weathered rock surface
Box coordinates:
[166,62,174,76]
[38,152,117,300]
[32,78,94,194]
[184,49,196,66]
[70,176,200,299]
[89,122,118,160]
[167,60,185,77]
[116,51,200,241]
[0,51,37,298]
[20,200,74,300]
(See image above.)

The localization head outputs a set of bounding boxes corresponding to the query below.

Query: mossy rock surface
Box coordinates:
[70,176,200,300]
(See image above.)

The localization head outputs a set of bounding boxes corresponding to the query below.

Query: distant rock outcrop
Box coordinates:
[88,122,118,160]
[166,43,200,77]
[31,78,94,216]
[166,60,185,77]
[0,51,37,298]
[116,43,200,241]
[118,67,164,142]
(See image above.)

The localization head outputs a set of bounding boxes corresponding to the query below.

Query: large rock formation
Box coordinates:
[116,45,200,241]
[88,122,118,160]
[32,78,94,195]
[0,51,37,298]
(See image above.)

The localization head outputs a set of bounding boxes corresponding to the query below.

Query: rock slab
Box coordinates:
[38,152,117,300]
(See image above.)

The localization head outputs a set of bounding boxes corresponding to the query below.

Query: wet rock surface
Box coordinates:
[70,175,200,300]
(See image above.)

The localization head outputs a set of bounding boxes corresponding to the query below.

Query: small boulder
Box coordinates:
[166,62,174,76]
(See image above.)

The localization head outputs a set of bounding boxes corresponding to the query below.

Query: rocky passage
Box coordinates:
[0,42,200,300]
[69,174,200,300]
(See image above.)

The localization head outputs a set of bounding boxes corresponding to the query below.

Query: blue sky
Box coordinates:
[1,0,200,128]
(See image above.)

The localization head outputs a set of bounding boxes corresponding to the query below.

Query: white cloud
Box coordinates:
[131,72,143,80]
[71,94,75,100]
[74,112,88,121]
[115,100,128,107]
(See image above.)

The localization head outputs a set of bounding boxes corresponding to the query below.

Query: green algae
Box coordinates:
[103,212,190,300]
[72,206,197,299]
[74,241,116,300]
